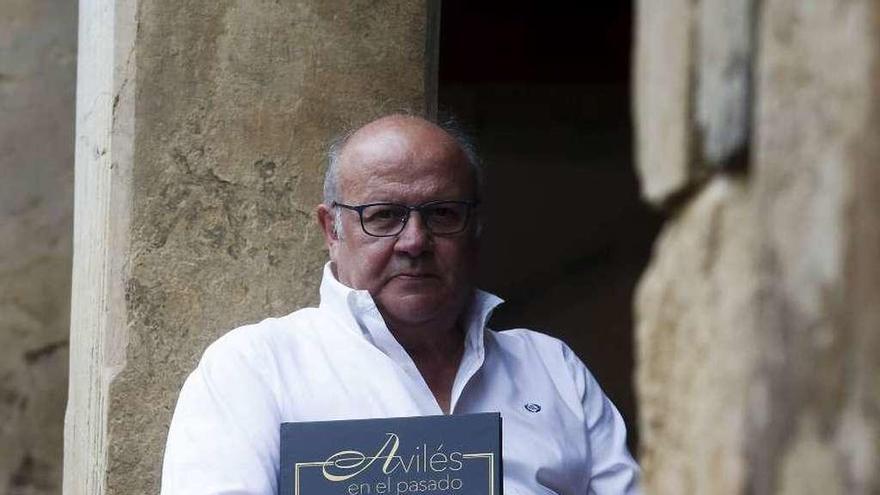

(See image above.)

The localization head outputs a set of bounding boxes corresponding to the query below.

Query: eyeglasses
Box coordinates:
[332,200,480,237]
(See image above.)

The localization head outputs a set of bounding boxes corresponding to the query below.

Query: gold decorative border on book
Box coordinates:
[292,453,495,495]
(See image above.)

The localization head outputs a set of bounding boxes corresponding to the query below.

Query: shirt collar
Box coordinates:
[317,262,504,357]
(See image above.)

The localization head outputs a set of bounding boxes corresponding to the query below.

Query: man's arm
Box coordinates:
[565,346,642,494]
[161,332,280,495]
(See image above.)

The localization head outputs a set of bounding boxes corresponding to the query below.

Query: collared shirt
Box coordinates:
[161,264,641,494]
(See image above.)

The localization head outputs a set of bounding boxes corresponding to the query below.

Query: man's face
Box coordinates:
[317,117,479,328]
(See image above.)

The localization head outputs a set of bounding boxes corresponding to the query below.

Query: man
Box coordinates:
[161,114,640,494]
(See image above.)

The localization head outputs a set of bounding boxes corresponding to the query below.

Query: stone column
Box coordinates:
[64,1,439,493]
[634,0,880,493]
[0,0,77,492]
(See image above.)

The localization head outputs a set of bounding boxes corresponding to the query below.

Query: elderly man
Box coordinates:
[161,114,640,494]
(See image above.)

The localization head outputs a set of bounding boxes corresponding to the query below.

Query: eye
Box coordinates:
[373,208,398,220]
[424,203,465,229]
[362,205,406,223]
[430,206,455,217]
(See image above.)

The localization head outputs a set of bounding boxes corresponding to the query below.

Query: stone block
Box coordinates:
[634,0,697,206]
[635,0,756,206]
[696,0,754,169]
[747,0,880,492]
[635,178,758,494]
[636,0,880,493]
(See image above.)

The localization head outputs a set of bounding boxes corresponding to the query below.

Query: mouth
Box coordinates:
[392,273,439,281]
[395,273,437,279]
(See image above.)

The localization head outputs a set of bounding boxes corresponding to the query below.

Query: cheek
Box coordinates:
[436,240,477,277]
[338,240,394,288]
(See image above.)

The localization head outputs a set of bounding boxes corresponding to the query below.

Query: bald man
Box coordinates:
[161,115,641,494]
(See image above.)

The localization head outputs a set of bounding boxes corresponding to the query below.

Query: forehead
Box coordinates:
[337,117,474,202]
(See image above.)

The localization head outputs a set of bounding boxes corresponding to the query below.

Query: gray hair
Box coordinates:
[322,114,484,237]
[324,130,353,237]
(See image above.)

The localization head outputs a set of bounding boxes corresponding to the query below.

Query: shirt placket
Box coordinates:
[356,298,445,415]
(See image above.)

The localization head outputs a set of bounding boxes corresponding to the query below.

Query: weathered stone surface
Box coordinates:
[696,0,754,169]
[65,0,133,492]
[65,1,436,493]
[636,0,756,206]
[636,0,880,493]
[748,0,880,492]
[636,178,758,494]
[634,0,697,205]
[0,0,76,492]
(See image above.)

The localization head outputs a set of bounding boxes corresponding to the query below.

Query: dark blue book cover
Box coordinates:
[279,413,502,495]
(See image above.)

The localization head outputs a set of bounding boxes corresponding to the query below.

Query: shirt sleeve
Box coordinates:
[565,346,642,495]
[161,332,280,495]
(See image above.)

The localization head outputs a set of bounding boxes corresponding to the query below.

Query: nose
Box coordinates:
[394,210,432,257]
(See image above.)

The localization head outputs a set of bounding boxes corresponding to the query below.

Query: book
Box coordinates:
[279,413,502,495]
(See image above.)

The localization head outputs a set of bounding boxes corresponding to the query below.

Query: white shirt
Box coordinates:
[161,264,641,494]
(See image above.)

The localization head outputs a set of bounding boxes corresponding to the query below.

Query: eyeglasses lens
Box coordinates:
[422,203,467,234]
[361,205,409,236]
[360,202,469,236]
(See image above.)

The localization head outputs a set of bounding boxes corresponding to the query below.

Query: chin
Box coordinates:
[381,295,448,325]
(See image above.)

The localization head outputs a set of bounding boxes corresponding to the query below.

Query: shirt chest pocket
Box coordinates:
[500,405,590,494]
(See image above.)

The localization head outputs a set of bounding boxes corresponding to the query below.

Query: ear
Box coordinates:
[316,203,341,258]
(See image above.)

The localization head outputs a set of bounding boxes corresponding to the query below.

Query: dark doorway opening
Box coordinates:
[438,2,661,453]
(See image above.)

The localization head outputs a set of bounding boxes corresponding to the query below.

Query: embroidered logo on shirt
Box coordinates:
[524,403,542,413]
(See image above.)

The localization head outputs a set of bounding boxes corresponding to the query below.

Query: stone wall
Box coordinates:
[0,0,77,493]
[634,0,880,493]
[65,1,438,493]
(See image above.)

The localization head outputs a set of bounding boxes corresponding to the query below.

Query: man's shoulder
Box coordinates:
[490,327,576,357]
[200,306,326,362]
[488,327,585,374]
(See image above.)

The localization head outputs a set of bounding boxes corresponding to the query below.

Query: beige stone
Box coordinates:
[747,0,880,492]
[633,0,698,206]
[696,0,754,168]
[636,177,757,494]
[65,1,437,493]
[0,0,76,492]
[635,0,880,493]
[636,0,757,206]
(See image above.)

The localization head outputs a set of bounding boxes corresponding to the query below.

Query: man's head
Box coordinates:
[316,114,482,329]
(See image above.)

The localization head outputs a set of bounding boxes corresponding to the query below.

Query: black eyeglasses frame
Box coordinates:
[332,199,480,238]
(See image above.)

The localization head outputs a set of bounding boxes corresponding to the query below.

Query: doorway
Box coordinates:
[438,1,661,451]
